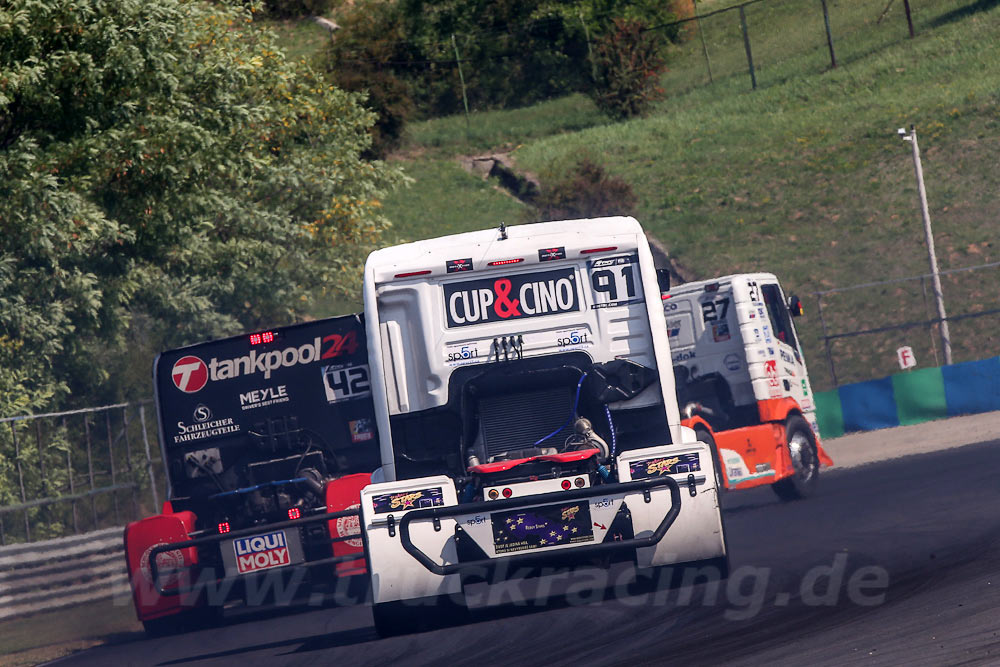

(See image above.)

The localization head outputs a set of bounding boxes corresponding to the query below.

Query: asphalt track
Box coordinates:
[58,437,1000,667]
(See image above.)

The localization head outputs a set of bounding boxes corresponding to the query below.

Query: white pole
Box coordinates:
[903,125,952,365]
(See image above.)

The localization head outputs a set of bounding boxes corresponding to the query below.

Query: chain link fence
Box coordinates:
[802,261,1000,390]
[0,402,165,545]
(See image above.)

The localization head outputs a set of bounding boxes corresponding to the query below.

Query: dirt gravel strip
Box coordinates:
[821,410,1000,469]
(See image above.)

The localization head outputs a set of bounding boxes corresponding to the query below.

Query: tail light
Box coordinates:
[502,488,513,498]
[561,479,572,490]
[574,477,586,488]
[488,489,500,500]
[218,522,230,534]
[287,507,301,520]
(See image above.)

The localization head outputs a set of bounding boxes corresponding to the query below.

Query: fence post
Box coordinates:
[10,422,30,541]
[105,410,120,525]
[695,3,714,84]
[815,294,839,387]
[84,415,98,529]
[123,406,138,520]
[451,34,471,134]
[920,276,941,366]
[63,416,78,534]
[140,404,160,510]
[738,6,757,90]
[820,0,837,68]
[902,0,915,38]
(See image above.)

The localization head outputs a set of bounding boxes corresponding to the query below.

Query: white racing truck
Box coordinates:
[358,217,728,635]
[664,273,833,499]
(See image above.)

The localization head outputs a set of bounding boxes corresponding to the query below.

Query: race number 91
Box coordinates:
[588,254,643,310]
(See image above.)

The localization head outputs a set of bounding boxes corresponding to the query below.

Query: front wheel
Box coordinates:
[771,414,820,501]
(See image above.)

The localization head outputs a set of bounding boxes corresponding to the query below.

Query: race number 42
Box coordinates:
[323,364,371,403]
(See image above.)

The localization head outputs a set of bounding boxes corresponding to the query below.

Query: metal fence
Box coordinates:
[805,261,1000,389]
[0,401,164,546]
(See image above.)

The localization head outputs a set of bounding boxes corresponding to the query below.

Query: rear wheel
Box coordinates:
[372,593,468,638]
[772,414,820,501]
[694,426,726,492]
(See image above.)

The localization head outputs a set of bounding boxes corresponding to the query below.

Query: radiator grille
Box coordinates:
[479,388,575,458]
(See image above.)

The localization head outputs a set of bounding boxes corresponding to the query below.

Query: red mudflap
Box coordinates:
[326,473,371,576]
[124,511,199,622]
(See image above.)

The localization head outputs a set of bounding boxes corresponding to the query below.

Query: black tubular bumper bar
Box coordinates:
[148,508,361,597]
[398,476,682,576]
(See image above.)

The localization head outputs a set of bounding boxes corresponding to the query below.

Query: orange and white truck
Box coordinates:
[663,273,833,499]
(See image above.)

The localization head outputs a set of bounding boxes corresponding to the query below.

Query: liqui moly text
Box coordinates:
[233,531,291,574]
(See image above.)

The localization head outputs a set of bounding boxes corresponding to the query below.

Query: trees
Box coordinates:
[0,0,402,413]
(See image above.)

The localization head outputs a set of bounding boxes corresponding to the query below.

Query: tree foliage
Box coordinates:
[324,0,679,118]
[0,0,402,415]
[587,18,668,120]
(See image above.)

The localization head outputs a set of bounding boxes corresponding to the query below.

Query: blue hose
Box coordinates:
[534,371,588,447]
[605,404,618,458]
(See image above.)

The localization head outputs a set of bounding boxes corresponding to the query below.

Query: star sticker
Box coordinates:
[571,527,578,533]
[562,525,569,531]
[506,518,514,524]
[516,517,524,525]
[540,539,548,545]
[549,530,557,537]
[555,534,563,541]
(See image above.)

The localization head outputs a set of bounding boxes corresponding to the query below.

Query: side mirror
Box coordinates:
[656,268,671,294]
[787,295,804,317]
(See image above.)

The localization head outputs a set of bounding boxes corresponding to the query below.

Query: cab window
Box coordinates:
[762,283,799,351]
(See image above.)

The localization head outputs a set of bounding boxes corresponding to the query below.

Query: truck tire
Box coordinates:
[771,414,819,501]
[694,426,726,493]
[372,594,468,637]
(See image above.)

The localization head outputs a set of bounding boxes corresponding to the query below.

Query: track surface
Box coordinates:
[59,437,1000,667]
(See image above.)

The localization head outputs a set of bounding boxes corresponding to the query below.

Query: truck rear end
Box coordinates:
[125,315,379,634]
[359,218,728,635]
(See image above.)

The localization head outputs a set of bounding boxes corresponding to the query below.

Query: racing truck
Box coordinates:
[663,273,834,499]
[359,217,729,636]
[124,315,379,635]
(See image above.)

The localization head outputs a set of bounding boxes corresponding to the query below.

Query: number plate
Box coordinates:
[491,502,595,554]
[221,528,305,577]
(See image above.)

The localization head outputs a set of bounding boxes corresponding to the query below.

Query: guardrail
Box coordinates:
[0,526,127,620]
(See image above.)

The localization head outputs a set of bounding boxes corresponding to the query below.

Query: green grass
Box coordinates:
[378,0,1000,389]
[0,598,141,665]
[264,18,331,64]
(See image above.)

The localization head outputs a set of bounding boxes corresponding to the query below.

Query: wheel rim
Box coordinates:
[788,430,817,483]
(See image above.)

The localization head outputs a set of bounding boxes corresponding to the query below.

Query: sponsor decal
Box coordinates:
[666,318,682,338]
[780,349,794,364]
[801,379,810,397]
[193,404,211,422]
[784,366,796,377]
[446,258,473,273]
[139,542,185,586]
[755,463,772,473]
[672,350,696,363]
[589,254,643,309]
[764,360,780,387]
[465,515,487,526]
[171,356,208,393]
[335,504,362,548]
[349,418,375,443]
[239,384,289,411]
[556,329,590,349]
[444,268,579,328]
[538,247,566,262]
[747,280,760,303]
[174,416,239,444]
[172,337,340,393]
[323,363,371,403]
[712,321,731,342]
[723,354,741,371]
[763,325,773,343]
[445,343,482,366]
[629,452,701,479]
[233,531,291,574]
[491,503,594,554]
[372,487,445,515]
[664,301,678,312]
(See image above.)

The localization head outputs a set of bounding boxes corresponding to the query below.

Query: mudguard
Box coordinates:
[124,510,199,621]
[326,472,371,576]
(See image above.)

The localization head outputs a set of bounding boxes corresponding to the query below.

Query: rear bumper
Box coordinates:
[398,476,682,576]
[148,508,362,597]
